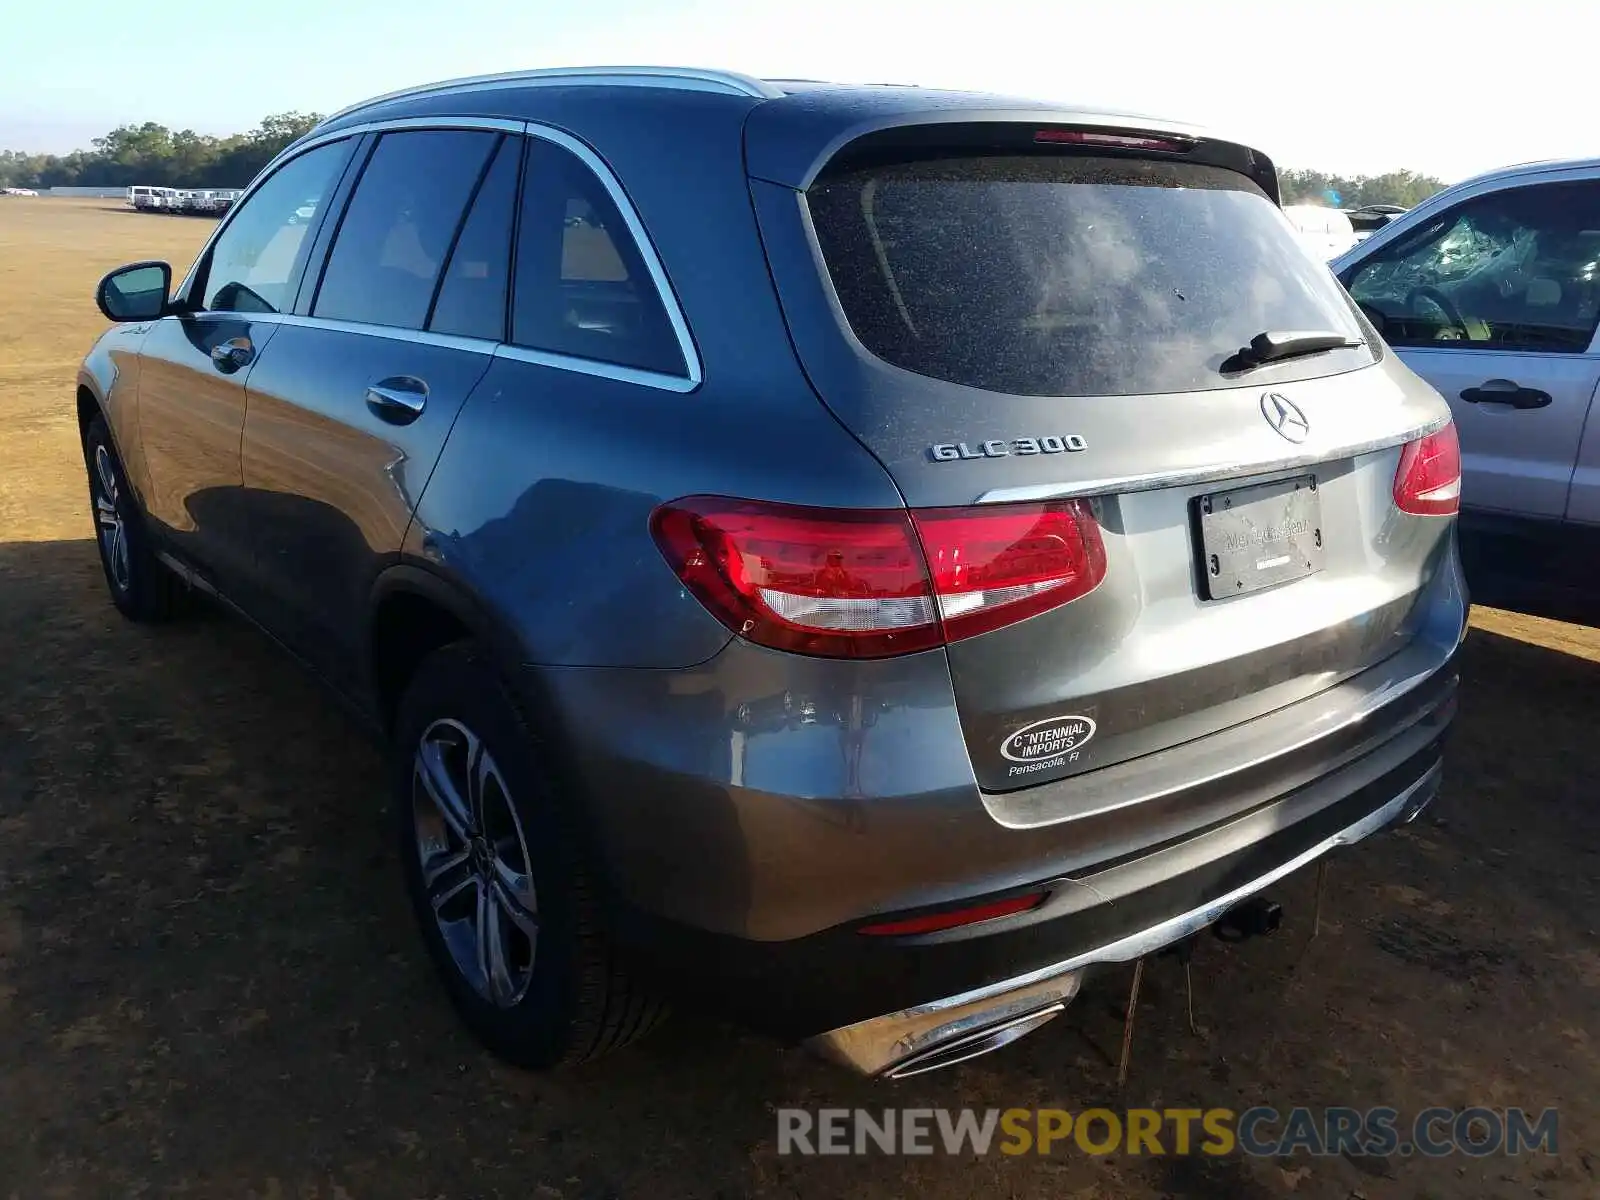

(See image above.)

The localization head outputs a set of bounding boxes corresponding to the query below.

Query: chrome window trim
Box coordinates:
[322,66,779,124]
[165,312,697,396]
[213,311,501,355]
[521,121,702,387]
[494,343,699,393]
[176,115,703,390]
[169,310,696,392]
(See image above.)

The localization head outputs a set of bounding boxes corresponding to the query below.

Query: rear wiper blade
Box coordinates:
[1220,330,1364,374]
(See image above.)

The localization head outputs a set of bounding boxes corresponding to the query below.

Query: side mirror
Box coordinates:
[96,261,172,322]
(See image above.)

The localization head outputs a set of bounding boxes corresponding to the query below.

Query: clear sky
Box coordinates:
[5,0,1596,182]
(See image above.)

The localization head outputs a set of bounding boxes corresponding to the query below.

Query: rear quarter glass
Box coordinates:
[806,153,1374,397]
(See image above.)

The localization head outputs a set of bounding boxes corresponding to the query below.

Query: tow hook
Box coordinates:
[1214,896,1283,943]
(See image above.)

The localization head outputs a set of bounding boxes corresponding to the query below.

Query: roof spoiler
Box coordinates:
[748,109,1280,205]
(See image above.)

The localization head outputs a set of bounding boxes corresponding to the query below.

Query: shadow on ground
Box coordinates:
[1,537,1596,1198]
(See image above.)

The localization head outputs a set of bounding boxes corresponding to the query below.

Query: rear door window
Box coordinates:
[511,138,686,377]
[808,154,1371,396]
[313,129,500,330]
[429,136,520,341]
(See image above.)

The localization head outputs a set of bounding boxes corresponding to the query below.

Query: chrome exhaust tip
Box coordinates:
[881,1004,1066,1079]
[805,969,1083,1078]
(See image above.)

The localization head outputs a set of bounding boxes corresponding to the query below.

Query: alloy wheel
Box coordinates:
[412,718,539,1008]
[93,443,131,592]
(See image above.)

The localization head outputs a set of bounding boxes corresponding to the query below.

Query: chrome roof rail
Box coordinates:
[321,66,781,125]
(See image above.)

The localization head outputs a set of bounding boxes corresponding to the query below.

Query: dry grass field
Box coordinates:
[2,197,1599,1198]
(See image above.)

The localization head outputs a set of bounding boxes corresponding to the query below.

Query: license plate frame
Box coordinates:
[1195,475,1324,600]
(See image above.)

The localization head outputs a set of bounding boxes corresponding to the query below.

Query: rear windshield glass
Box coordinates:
[808,154,1370,397]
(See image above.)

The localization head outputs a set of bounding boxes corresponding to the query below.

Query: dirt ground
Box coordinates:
[1,197,1597,1199]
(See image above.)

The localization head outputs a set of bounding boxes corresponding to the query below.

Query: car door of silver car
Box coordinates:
[1342,178,1600,520]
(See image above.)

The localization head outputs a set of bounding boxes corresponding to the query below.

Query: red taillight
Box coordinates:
[650,497,1107,659]
[650,500,937,658]
[857,892,1047,937]
[1034,128,1192,153]
[913,502,1107,641]
[1393,423,1462,517]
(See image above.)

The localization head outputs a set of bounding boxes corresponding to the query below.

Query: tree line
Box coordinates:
[3,113,1448,210]
[0,113,324,190]
[1278,168,1446,210]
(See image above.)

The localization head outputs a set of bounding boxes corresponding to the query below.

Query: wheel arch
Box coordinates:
[367,562,545,736]
[76,369,145,507]
[368,561,617,899]
[75,380,105,444]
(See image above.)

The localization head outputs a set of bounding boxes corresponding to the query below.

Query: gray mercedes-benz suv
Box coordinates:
[77,67,1466,1078]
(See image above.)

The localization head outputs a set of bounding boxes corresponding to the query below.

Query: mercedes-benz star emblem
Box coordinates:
[1260,392,1310,443]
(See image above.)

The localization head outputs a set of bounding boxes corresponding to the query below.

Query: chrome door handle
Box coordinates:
[210,337,253,373]
[365,376,429,425]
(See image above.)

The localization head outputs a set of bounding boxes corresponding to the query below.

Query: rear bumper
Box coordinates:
[609,666,1453,1045]
[810,755,1441,1076]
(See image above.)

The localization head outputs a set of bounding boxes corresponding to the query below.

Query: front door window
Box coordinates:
[1344,181,1600,353]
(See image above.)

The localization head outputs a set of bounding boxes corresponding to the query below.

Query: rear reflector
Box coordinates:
[1393,423,1461,516]
[857,892,1047,936]
[651,497,1106,659]
[1034,128,1192,153]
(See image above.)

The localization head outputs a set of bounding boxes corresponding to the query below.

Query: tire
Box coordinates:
[83,415,182,622]
[392,642,665,1068]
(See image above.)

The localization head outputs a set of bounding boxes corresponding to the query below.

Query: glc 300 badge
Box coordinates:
[931,435,1087,462]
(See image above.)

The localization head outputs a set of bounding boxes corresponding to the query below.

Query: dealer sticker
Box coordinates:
[1001,715,1097,777]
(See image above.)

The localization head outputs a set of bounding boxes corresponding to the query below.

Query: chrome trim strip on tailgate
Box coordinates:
[976,412,1451,504]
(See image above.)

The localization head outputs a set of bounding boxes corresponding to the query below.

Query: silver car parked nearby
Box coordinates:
[1334,159,1600,623]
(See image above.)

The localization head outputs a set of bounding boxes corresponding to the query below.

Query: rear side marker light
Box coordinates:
[1034,129,1193,153]
[1393,423,1461,516]
[857,892,1047,937]
[650,497,1107,659]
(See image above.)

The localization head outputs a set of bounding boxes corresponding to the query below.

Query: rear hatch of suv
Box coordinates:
[743,97,1457,798]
